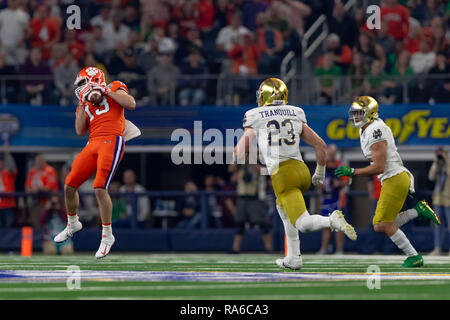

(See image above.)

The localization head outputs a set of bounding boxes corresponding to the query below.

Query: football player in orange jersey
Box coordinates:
[54,66,136,258]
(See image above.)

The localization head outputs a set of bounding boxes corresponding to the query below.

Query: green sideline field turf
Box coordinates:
[0,253,449,300]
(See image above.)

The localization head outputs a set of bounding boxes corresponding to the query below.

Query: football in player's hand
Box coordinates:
[87,89,102,104]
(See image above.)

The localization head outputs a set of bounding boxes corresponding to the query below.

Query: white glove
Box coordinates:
[311,165,326,186]
[123,119,141,142]
[77,83,92,103]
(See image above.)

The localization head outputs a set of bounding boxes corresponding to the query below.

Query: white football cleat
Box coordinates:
[276,255,302,270]
[95,234,115,259]
[329,210,357,240]
[54,221,83,243]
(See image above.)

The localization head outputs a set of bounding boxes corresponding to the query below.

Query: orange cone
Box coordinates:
[284,235,287,256]
[21,227,33,257]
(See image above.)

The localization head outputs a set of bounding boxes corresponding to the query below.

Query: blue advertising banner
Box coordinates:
[0,104,448,148]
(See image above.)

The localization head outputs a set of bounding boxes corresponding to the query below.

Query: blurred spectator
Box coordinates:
[318,33,352,73]
[228,30,260,76]
[203,174,222,228]
[428,147,450,256]
[29,4,62,60]
[176,180,202,229]
[174,26,204,67]
[216,11,250,54]
[428,51,450,104]
[380,0,410,41]
[147,51,179,106]
[123,4,140,30]
[316,144,347,255]
[242,0,269,31]
[136,31,161,71]
[49,42,68,70]
[53,53,78,106]
[363,59,389,101]
[353,31,386,72]
[0,53,19,103]
[178,50,209,106]
[195,0,215,33]
[213,0,233,33]
[426,16,447,53]
[415,0,446,23]
[40,193,74,255]
[102,12,131,52]
[63,29,84,63]
[120,169,150,228]
[271,0,311,38]
[254,11,284,74]
[376,20,397,64]
[19,47,53,105]
[411,37,437,74]
[219,165,238,229]
[90,25,110,57]
[328,0,358,48]
[174,0,198,38]
[25,154,59,228]
[384,50,414,103]
[347,51,368,98]
[266,2,302,56]
[404,18,422,55]
[90,4,111,29]
[110,46,146,100]
[0,140,17,228]
[110,181,129,228]
[0,0,30,66]
[314,52,342,104]
[231,164,272,254]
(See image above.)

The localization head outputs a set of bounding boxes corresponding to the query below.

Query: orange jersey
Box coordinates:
[0,168,17,208]
[78,81,128,140]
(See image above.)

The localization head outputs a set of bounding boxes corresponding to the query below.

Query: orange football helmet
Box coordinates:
[74,67,106,101]
[74,66,106,87]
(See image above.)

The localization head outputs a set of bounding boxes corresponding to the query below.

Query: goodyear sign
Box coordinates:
[315,105,449,147]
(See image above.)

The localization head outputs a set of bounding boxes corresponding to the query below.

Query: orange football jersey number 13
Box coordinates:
[85,99,110,121]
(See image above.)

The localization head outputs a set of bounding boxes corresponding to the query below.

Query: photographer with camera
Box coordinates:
[230,164,272,253]
[428,147,450,256]
[40,194,74,255]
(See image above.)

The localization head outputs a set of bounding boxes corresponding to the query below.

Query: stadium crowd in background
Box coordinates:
[0,0,448,106]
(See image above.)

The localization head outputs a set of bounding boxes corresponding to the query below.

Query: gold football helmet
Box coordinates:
[256,78,288,107]
[349,96,379,128]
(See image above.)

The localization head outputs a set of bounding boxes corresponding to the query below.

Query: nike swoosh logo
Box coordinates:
[101,246,108,256]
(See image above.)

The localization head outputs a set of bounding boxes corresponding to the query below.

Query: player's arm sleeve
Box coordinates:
[366,125,388,148]
[109,81,129,94]
[242,110,257,129]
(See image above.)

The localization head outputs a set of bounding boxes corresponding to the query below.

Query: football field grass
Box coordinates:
[0,253,449,300]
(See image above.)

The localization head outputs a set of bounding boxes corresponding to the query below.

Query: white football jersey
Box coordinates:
[359,118,415,193]
[243,104,306,175]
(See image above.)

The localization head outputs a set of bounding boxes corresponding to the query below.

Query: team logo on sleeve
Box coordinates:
[373,129,382,139]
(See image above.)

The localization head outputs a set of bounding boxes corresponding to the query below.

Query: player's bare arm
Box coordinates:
[300,123,327,186]
[353,141,387,177]
[234,127,256,163]
[106,88,136,110]
[75,103,89,136]
[300,123,327,166]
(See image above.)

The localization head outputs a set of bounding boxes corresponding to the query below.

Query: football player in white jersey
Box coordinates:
[234,78,357,270]
[335,96,441,267]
